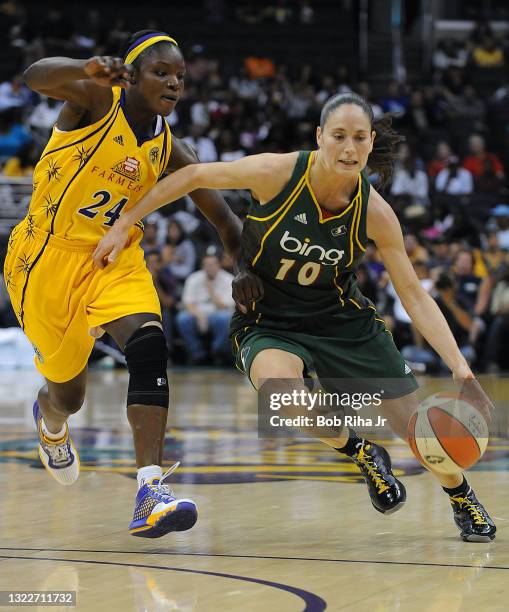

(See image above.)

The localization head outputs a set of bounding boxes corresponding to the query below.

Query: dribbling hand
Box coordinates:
[452,368,494,424]
[84,56,133,88]
[93,223,129,269]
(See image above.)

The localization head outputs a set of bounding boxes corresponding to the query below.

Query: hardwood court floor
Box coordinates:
[0,369,507,611]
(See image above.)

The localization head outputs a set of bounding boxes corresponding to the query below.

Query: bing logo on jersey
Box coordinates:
[280,230,344,265]
[111,156,141,182]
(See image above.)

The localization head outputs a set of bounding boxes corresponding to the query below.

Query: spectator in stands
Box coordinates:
[0,109,32,160]
[433,39,468,71]
[145,249,177,349]
[471,35,505,68]
[404,233,429,264]
[2,140,37,176]
[183,123,218,163]
[356,81,383,118]
[462,133,504,180]
[161,219,197,292]
[483,264,509,372]
[491,204,509,250]
[428,237,452,277]
[27,96,62,140]
[427,141,452,178]
[435,156,473,196]
[363,242,385,282]
[384,260,433,350]
[0,75,32,113]
[217,129,246,161]
[452,248,482,311]
[402,271,475,373]
[379,81,410,116]
[391,154,429,207]
[140,218,161,255]
[482,231,507,273]
[356,262,378,305]
[175,253,235,364]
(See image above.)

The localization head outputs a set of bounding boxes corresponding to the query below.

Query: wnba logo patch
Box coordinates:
[111,156,141,182]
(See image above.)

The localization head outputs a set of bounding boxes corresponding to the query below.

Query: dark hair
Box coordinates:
[120,29,179,66]
[319,92,404,187]
[166,218,186,246]
[435,271,454,290]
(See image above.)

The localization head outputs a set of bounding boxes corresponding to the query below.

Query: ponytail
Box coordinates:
[369,114,405,188]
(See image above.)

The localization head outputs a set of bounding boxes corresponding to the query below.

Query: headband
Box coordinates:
[124,33,178,65]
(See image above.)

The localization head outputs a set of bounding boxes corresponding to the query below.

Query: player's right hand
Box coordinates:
[93,222,129,269]
[84,56,133,88]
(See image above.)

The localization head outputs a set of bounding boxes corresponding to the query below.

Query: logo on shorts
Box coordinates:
[33,345,43,363]
[240,346,251,370]
[404,363,412,375]
[111,156,141,182]
[331,225,347,237]
[157,377,167,386]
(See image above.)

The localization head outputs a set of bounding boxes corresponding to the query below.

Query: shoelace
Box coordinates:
[452,494,488,526]
[45,442,71,464]
[148,461,180,498]
[356,444,389,494]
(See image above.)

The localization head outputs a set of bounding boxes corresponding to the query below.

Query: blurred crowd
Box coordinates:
[1,3,509,372]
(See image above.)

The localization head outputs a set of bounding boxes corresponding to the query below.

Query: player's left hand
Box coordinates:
[232,270,264,314]
[453,368,494,424]
[93,222,129,269]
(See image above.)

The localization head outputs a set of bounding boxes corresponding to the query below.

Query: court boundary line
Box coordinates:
[0,547,502,571]
[0,554,326,612]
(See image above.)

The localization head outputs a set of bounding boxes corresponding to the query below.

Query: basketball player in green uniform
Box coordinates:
[94,93,496,542]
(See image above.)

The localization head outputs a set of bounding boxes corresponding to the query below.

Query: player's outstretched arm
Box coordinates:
[92,147,293,267]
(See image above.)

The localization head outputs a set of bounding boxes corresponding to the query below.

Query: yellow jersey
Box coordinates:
[28,87,172,243]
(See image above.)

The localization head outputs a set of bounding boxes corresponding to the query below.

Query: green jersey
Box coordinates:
[239,150,372,325]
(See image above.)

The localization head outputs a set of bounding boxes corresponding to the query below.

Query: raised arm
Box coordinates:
[23,56,132,128]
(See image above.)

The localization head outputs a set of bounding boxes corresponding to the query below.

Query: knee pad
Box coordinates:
[124,325,169,408]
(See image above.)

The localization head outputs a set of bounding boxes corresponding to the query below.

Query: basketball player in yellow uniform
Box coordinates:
[3,30,260,538]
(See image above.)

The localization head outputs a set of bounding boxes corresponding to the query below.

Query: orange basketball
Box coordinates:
[407,392,489,474]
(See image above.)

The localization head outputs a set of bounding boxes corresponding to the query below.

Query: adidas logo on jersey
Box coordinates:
[280,230,344,265]
[113,135,124,146]
[294,213,308,224]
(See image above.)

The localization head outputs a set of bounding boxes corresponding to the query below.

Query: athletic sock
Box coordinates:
[137,465,162,489]
[41,418,66,440]
[334,428,364,457]
[443,476,470,497]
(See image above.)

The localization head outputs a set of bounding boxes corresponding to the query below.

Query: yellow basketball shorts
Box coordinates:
[4,220,161,383]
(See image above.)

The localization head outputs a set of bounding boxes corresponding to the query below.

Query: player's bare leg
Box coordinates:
[33,368,86,485]
[103,313,197,537]
[250,349,406,514]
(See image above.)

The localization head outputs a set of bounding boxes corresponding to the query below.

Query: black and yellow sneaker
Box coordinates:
[352,440,406,515]
[450,488,496,542]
